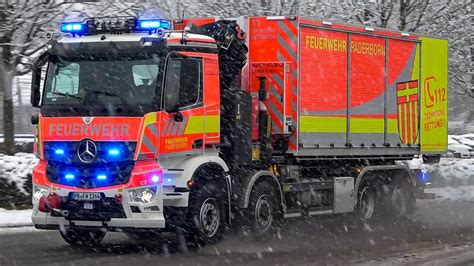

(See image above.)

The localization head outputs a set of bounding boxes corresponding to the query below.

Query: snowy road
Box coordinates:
[0,198,474,265]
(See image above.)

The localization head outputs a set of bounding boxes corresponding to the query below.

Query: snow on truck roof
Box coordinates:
[55,17,216,46]
[57,32,216,45]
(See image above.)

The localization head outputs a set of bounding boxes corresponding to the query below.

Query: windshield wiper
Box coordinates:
[84,88,128,106]
[50,91,84,105]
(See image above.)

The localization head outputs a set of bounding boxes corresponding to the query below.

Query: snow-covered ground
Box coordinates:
[0,134,34,143]
[0,208,32,227]
[0,152,38,194]
[408,157,474,186]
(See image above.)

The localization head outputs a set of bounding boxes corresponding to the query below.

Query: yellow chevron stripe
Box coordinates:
[144,112,157,125]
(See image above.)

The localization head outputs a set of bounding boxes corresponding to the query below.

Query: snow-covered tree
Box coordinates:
[0,0,143,155]
[0,0,74,155]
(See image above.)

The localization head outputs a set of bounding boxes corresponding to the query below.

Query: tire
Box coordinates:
[60,229,105,246]
[387,178,415,219]
[247,181,279,235]
[356,182,378,221]
[185,183,225,246]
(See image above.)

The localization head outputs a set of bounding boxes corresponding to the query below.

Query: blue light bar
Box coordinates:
[97,174,107,180]
[108,149,120,156]
[65,174,75,180]
[60,22,85,33]
[137,19,171,30]
[55,149,65,155]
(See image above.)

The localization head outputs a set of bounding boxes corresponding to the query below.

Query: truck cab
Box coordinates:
[30,17,235,245]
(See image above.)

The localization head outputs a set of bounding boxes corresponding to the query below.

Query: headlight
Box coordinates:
[129,187,156,203]
[33,186,49,202]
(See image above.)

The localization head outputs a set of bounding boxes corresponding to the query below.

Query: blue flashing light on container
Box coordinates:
[60,22,85,34]
[97,174,107,180]
[417,169,430,184]
[65,174,75,180]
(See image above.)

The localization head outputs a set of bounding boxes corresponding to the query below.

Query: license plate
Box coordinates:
[73,192,101,201]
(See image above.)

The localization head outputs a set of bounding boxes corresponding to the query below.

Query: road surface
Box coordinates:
[1,199,474,265]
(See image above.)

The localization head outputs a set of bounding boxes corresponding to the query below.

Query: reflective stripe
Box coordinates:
[350,118,384,133]
[277,35,297,61]
[300,116,346,133]
[138,112,158,158]
[300,116,398,134]
[144,112,157,125]
[277,20,297,45]
[184,115,219,134]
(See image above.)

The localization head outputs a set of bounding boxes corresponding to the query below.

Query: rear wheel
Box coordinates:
[357,184,376,220]
[60,229,105,246]
[388,178,414,219]
[247,181,279,235]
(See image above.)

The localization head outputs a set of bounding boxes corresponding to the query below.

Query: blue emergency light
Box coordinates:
[59,17,172,36]
[60,22,86,33]
[65,173,75,180]
[97,174,107,180]
[417,169,430,184]
[137,19,171,30]
[108,148,120,156]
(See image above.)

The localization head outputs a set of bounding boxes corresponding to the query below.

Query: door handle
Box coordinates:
[192,139,203,149]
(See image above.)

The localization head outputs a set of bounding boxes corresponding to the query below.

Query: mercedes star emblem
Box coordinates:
[77,139,97,163]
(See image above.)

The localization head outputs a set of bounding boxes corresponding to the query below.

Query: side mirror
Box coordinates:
[30,52,49,108]
[31,114,39,125]
[30,66,42,107]
[164,104,179,114]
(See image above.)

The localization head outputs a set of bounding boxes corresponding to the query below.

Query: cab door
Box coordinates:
[159,52,206,156]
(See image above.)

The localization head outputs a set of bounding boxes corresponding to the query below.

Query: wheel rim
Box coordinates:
[391,185,407,216]
[359,186,375,220]
[254,194,273,232]
[199,198,220,238]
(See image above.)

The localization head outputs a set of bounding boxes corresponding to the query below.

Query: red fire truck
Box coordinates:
[30,15,448,246]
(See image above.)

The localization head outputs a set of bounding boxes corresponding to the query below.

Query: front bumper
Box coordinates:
[32,186,167,230]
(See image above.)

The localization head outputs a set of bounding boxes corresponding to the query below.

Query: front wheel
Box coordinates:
[186,184,225,246]
[60,229,105,246]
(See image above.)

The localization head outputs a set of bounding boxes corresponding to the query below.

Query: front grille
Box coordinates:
[43,141,137,163]
[46,161,134,189]
[53,196,126,221]
[44,141,136,189]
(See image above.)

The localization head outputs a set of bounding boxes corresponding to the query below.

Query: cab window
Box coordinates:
[163,56,202,110]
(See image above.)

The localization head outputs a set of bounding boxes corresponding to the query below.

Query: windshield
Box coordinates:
[42,54,164,115]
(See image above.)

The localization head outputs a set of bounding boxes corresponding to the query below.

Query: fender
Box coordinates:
[355,164,415,194]
[242,170,284,210]
[160,154,232,223]
[159,154,229,187]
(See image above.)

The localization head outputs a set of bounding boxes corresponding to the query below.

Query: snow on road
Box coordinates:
[360,243,474,266]
[0,185,472,230]
[426,185,474,202]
